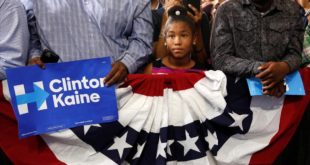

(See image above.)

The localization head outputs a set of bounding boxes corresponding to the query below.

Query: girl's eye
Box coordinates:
[181,33,189,37]
[167,35,175,38]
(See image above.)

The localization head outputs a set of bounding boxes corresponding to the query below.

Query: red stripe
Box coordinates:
[0,82,65,165]
[123,72,205,96]
[250,68,310,164]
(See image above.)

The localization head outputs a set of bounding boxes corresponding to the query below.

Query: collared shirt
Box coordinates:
[29,0,153,73]
[0,0,29,80]
[211,0,304,76]
[19,0,32,10]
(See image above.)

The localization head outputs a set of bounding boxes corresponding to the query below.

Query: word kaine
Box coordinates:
[49,77,105,108]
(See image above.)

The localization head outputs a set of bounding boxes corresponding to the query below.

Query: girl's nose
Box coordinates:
[174,36,181,44]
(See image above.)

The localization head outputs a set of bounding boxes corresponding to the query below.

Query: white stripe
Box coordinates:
[215,96,284,164]
[167,152,217,165]
[42,130,117,165]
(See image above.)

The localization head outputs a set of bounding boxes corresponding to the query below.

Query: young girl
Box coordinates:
[152,0,211,67]
[144,6,206,74]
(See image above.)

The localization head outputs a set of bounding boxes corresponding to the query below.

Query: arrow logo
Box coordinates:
[16,84,50,109]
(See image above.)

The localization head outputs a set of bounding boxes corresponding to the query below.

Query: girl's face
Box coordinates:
[165,21,196,60]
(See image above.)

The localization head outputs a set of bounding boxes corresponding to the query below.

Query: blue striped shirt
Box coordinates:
[29,0,153,73]
[0,0,29,80]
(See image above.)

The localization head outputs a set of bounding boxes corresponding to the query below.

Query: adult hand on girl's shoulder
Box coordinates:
[255,61,290,90]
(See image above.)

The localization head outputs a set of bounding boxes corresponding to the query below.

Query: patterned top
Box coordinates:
[28,0,153,73]
[211,0,304,76]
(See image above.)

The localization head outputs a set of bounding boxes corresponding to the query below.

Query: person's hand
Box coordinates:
[28,57,45,69]
[201,1,211,9]
[263,81,286,98]
[187,4,202,23]
[104,61,128,86]
[255,61,290,90]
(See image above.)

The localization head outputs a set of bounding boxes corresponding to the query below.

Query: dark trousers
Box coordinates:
[274,103,310,165]
[0,148,13,165]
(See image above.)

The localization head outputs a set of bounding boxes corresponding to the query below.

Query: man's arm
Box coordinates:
[105,1,153,86]
[0,0,29,80]
[25,9,45,68]
[119,1,153,74]
[281,9,304,72]
[255,7,304,92]
[19,0,42,61]
[210,4,263,76]
[27,9,42,60]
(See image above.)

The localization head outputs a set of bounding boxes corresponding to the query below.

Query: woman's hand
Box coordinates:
[187,4,202,23]
[164,0,202,24]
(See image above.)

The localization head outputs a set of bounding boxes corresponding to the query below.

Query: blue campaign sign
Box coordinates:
[6,57,118,138]
[246,71,305,96]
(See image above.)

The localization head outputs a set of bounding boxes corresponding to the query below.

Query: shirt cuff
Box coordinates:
[29,49,42,60]
[0,70,6,81]
[252,61,264,75]
[282,59,296,73]
[120,54,137,74]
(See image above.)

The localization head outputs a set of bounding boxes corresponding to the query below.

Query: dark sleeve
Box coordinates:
[200,13,211,57]
[210,5,263,76]
[152,8,164,42]
[282,7,304,72]
[299,6,308,28]
[27,9,42,58]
